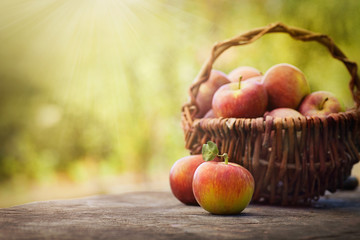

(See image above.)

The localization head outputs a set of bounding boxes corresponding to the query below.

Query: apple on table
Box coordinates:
[169,154,221,205]
[169,154,205,205]
[298,91,343,117]
[192,141,255,215]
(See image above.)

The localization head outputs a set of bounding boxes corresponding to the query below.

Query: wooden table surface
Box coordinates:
[1,189,360,240]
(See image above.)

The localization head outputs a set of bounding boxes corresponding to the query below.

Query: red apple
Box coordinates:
[192,161,254,215]
[195,70,230,118]
[298,91,343,117]
[228,66,262,82]
[265,108,303,118]
[192,141,255,215]
[169,155,204,205]
[212,80,268,118]
[262,63,310,110]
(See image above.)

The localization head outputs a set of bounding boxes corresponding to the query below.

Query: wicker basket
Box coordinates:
[181,22,360,205]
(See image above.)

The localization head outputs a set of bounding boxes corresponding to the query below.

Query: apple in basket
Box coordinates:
[262,63,310,110]
[244,75,263,83]
[264,108,303,118]
[212,78,268,118]
[203,109,215,118]
[228,66,262,82]
[194,70,230,118]
[298,91,344,117]
[192,141,255,215]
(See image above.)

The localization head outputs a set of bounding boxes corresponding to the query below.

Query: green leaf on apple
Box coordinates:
[202,141,219,162]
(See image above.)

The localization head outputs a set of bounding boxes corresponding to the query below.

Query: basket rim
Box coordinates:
[186,108,360,132]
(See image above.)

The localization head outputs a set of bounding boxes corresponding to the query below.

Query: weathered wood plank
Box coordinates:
[0,190,360,240]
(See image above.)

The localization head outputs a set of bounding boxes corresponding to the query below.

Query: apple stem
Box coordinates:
[202,141,230,164]
[320,97,329,109]
[238,75,243,89]
[218,153,229,164]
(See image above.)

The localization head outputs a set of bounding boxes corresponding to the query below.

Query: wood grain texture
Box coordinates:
[1,190,360,240]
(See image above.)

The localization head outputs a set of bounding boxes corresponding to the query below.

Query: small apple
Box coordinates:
[203,109,215,118]
[169,155,204,205]
[228,66,262,82]
[341,176,359,191]
[298,91,343,117]
[243,75,263,83]
[195,69,230,118]
[262,63,310,110]
[265,108,303,118]
[192,141,255,215]
[212,79,268,118]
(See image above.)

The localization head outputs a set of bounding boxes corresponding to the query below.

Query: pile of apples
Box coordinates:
[169,141,255,215]
[195,63,344,119]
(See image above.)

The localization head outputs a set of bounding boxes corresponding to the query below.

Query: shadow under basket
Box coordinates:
[181,23,360,205]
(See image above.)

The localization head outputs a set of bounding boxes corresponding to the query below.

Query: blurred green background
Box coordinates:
[1,0,360,207]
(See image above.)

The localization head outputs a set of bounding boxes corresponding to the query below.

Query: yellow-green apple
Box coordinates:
[262,63,310,110]
[298,91,343,117]
[265,108,303,118]
[228,66,262,82]
[169,155,204,205]
[212,80,268,118]
[195,70,230,118]
[192,141,255,215]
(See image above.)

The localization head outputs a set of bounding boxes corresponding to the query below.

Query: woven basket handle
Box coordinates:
[185,22,360,118]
